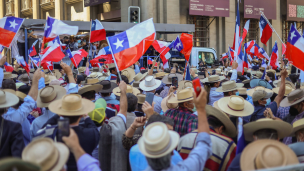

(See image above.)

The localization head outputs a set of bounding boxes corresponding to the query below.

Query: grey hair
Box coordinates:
[146,153,171,170]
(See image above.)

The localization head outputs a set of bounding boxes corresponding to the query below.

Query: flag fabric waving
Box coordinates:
[47,36,64,49]
[90,19,106,43]
[67,49,88,67]
[16,55,30,73]
[41,43,65,63]
[282,43,287,57]
[222,53,228,59]
[0,16,24,47]
[243,47,249,74]
[237,46,244,72]
[90,55,114,67]
[244,40,255,55]
[180,33,193,61]
[152,40,174,63]
[4,62,14,72]
[270,41,279,70]
[238,20,250,55]
[29,40,38,57]
[259,15,273,45]
[107,18,155,71]
[258,47,270,60]
[97,46,111,56]
[286,23,304,70]
[229,47,235,61]
[173,36,184,52]
[147,57,153,65]
[41,61,53,70]
[233,1,241,59]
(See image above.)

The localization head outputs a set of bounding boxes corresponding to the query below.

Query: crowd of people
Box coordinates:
[0,53,304,171]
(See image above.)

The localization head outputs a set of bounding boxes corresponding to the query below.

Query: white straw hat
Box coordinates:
[139,76,162,92]
[218,95,254,117]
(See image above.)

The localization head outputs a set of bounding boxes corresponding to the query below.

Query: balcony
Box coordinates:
[40,0,55,10]
[21,0,33,16]
[6,0,14,16]
[65,0,82,5]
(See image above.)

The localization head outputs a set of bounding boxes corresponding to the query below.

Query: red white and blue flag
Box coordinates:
[41,61,53,71]
[16,55,30,73]
[237,46,244,72]
[243,47,249,73]
[258,47,270,60]
[233,0,241,59]
[222,53,228,59]
[66,48,88,67]
[259,15,273,45]
[229,47,235,61]
[147,57,153,65]
[29,40,38,57]
[40,42,65,63]
[244,40,255,55]
[97,46,111,56]
[269,41,279,70]
[90,19,106,43]
[286,23,304,70]
[173,36,184,52]
[238,20,250,55]
[152,40,174,65]
[180,33,193,61]
[4,62,14,72]
[0,16,24,47]
[107,18,155,71]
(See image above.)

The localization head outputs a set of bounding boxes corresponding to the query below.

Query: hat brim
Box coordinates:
[78,85,103,95]
[4,74,17,79]
[247,86,273,97]
[122,68,136,83]
[48,98,95,116]
[0,91,19,108]
[201,76,225,83]
[243,119,293,141]
[272,87,294,97]
[112,87,140,96]
[273,80,295,89]
[291,124,304,137]
[161,93,178,113]
[250,79,273,89]
[52,142,69,171]
[218,97,254,117]
[99,82,118,93]
[138,130,180,158]
[139,79,162,92]
[240,139,299,171]
[215,83,244,92]
[17,73,34,84]
[280,94,304,107]
[36,86,67,108]
[161,74,183,85]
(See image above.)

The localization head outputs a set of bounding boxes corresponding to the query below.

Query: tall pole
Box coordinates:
[106,37,122,81]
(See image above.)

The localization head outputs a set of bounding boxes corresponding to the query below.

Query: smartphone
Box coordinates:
[145,92,154,106]
[172,77,178,88]
[296,79,301,89]
[212,70,216,75]
[54,64,62,70]
[193,78,201,97]
[58,118,70,142]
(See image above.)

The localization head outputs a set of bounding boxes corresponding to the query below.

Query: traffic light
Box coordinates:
[128,6,140,23]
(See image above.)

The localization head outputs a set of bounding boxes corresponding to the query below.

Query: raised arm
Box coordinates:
[274,69,287,107]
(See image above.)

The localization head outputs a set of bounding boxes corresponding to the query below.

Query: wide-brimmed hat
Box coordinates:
[216,81,244,92]
[0,90,19,109]
[138,122,180,158]
[134,72,148,82]
[273,79,295,89]
[0,158,41,171]
[291,118,304,137]
[154,72,166,79]
[237,88,247,95]
[78,84,103,95]
[161,93,178,113]
[247,86,273,96]
[44,75,57,84]
[16,91,27,101]
[162,73,183,85]
[272,85,294,96]
[266,69,276,74]
[17,73,34,84]
[242,79,250,84]
[139,76,162,92]
[178,80,193,91]
[22,138,69,171]
[206,105,236,138]
[49,94,95,116]
[250,79,273,89]
[218,95,254,117]
[121,68,135,83]
[37,86,67,108]
[99,80,118,93]
[260,67,265,71]
[280,89,304,107]
[86,78,99,85]
[168,88,193,104]
[243,118,293,141]
[108,63,116,69]
[201,75,225,83]
[3,72,17,79]
[137,94,146,104]
[113,85,140,96]
[92,67,100,72]
[78,67,86,73]
[53,70,62,79]
[88,72,102,79]
[252,59,259,63]
[253,71,263,79]
[240,139,299,170]
[132,81,140,89]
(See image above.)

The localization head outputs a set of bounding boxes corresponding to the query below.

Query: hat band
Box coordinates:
[289,94,304,103]
[145,137,172,155]
[227,104,244,111]
[178,96,193,102]
[46,149,60,171]
[42,94,57,103]
[223,86,237,91]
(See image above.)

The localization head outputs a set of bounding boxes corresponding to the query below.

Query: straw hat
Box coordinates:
[243,118,293,141]
[250,79,273,89]
[137,94,146,104]
[49,94,95,116]
[134,72,148,82]
[16,91,27,101]
[218,95,254,117]
[216,81,244,92]
[0,90,19,108]
[44,75,56,84]
[291,118,304,136]
[252,59,259,63]
[108,63,116,69]
[260,67,265,71]
[138,122,180,158]
[240,139,299,170]
[78,84,103,95]
[99,80,118,93]
[267,69,276,74]
[139,76,162,92]
[17,73,34,84]
[161,93,178,113]
[121,68,135,83]
[273,79,295,89]
[154,72,166,79]
[280,89,304,107]
[247,86,273,97]
[167,88,193,104]
[88,72,101,79]
[237,88,247,95]
[132,81,140,89]
[78,67,86,73]
[113,85,140,96]
[242,79,250,84]
[92,67,100,72]
[215,69,222,75]
[0,158,41,171]
[22,138,69,171]
[272,85,294,96]
[201,75,225,83]
[3,72,17,79]
[206,105,236,138]
[86,78,99,85]
[54,70,62,79]
[178,80,193,91]
[36,86,67,108]
[162,73,183,85]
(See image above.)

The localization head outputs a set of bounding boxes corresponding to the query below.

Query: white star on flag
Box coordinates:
[261,21,264,25]
[113,38,124,49]
[9,20,18,29]
[290,31,296,41]
[176,43,181,48]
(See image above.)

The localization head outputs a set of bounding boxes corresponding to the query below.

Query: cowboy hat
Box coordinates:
[167,88,193,104]
[247,86,273,97]
[280,89,304,107]
[272,85,294,96]
[139,76,162,92]
[206,105,236,138]
[17,73,34,84]
[36,85,67,108]
[88,72,102,79]
[291,118,304,137]
[78,84,103,95]
[250,79,273,89]
[154,72,166,79]
[137,94,146,104]
[49,94,95,116]
[0,158,41,171]
[22,138,69,171]
[0,90,19,109]
[237,88,247,95]
[121,68,135,83]
[108,63,116,69]
[260,67,265,71]
[273,79,295,89]
[92,67,100,72]
[266,69,276,74]
[16,91,27,101]
[178,80,193,91]
[44,75,57,84]
[242,79,250,84]
[99,80,118,93]
[216,81,244,92]
[86,78,99,85]
[78,67,86,73]
[53,70,62,79]
[3,72,17,79]
[243,118,293,141]
[162,73,183,85]
[138,122,180,158]
[161,93,178,113]
[132,81,140,89]
[134,72,147,82]
[201,75,225,83]
[218,95,254,117]
[240,139,299,170]
[112,85,140,96]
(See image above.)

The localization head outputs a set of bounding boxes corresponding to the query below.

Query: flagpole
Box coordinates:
[47,65,54,76]
[106,37,122,81]
[155,40,174,62]
[73,57,79,74]
[29,55,38,68]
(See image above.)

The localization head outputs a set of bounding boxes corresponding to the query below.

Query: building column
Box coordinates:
[84,5,91,21]
[225,0,235,51]
[272,0,282,59]
[55,0,63,19]
[0,0,4,18]
[210,17,217,51]
[32,0,40,19]
[121,0,131,22]
[14,0,20,17]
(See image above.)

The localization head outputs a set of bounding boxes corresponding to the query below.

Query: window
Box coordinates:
[198,51,215,65]
[188,16,210,47]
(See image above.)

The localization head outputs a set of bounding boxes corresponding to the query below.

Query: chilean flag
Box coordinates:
[97,46,111,56]
[270,41,279,70]
[0,16,24,47]
[152,40,174,63]
[90,54,113,67]
[41,61,53,70]
[238,20,250,55]
[67,49,88,67]
[243,47,249,74]
[237,46,244,72]
[147,57,153,65]
[173,36,184,52]
[90,19,106,43]
[229,47,235,61]
[245,40,255,55]
[180,33,193,61]
[4,62,14,72]
[286,23,304,70]
[29,40,38,57]
[47,36,64,49]
[253,44,261,57]
[16,55,30,73]
[258,47,270,60]
[259,15,273,45]
[40,42,65,63]
[222,53,228,59]
[107,18,155,71]
[233,1,241,59]
[282,43,287,58]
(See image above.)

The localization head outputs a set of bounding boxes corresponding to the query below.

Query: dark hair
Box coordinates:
[127,93,137,112]
[227,72,232,78]
[266,72,275,81]
[117,75,129,84]
[63,115,82,124]
[253,101,260,106]
[140,70,147,74]
[2,79,16,91]
[64,36,69,39]
[244,83,251,89]
[76,75,85,84]
[246,72,251,78]
[146,115,174,127]
[109,68,116,73]
[239,94,248,99]
[204,82,218,104]
[81,90,96,100]
[93,121,103,127]
[101,93,111,97]
[289,74,299,84]
[208,115,225,130]
[224,91,233,96]
[137,103,143,112]
[164,68,171,73]
[253,129,278,140]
